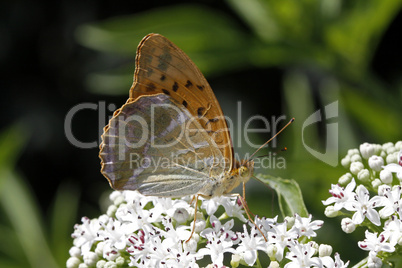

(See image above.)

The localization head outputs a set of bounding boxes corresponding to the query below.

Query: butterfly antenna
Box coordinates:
[247,118,294,161]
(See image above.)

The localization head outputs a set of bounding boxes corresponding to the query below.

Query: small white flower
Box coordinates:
[198,232,236,267]
[378,185,401,218]
[350,161,364,175]
[322,179,356,211]
[368,155,384,172]
[341,218,356,233]
[201,195,246,221]
[292,214,323,238]
[284,241,322,268]
[383,216,402,246]
[334,252,350,268]
[367,251,382,268]
[360,143,376,159]
[236,225,267,266]
[71,217,103,253]
[200,215,238,244]
[98,218,133,251]
[345,185,382,226]
[267,222,298,262]
[358,230,395,253]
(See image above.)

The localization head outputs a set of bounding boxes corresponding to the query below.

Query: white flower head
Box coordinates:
[378,185,401,219]
[236,225,267,266]
[322,179,356,211]
[198,232,236,267]
[284,241,322,268]
[292,214,323,238]
[71,217,104,253]
[358,230,395,254]
[345,185,382,226]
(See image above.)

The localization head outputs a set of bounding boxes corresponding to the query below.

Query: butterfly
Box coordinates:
[99,33,292,241]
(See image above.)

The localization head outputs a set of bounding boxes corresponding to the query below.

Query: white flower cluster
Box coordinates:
[67,190,347,267]
[323,141,402,267]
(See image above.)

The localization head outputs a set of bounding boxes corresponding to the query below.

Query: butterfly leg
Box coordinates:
[186,194,200,243]
[241,182,255,218]
[232,191,267,242]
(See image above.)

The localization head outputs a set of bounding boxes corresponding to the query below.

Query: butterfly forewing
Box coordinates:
[100,94,226,197]
[128,34,233,171]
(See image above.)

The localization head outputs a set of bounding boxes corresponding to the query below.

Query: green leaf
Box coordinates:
[256,173,308,218]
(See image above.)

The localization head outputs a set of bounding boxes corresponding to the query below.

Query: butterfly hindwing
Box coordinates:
[100,94,225,197]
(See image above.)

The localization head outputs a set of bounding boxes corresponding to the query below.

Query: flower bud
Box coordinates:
[341,218,356,233]
[380,170,393,184]
[83,252,98,266]
[368,155,384,171]
[341,155,351,168]
[360,143,375,159]
[350,161,364,175]
[371,179,382,189]
[324,206,339,218]
[357,169,370,182]
[350,154,362,162]
[338,172,352,185]
[268,261,280,268]
[318,244,333,257]
[382,142,394,151]
[386,152,398,164]
[230,254,241,267]
[66,257,81,268]
[173,207,190,223]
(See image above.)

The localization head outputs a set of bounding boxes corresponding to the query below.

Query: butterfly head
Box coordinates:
[233,160,254,183]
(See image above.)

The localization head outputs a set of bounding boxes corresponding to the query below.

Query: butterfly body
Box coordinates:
[100,33,253,199]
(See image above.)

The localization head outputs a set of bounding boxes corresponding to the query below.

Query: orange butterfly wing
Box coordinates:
[127,33,234,171]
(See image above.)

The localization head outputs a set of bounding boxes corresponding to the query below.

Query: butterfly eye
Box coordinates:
[238,166,249,178]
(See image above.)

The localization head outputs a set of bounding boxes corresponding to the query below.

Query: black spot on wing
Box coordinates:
[197,107,205,117]
[206,118,219,126]
[162,89,170,95]
[172,82,179,92]
[197,85,205,91]
[182,100,188,108]
[160,74,166,81]
[185,80,193,88]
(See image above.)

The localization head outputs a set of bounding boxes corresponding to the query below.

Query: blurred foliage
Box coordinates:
[74,0,402,264]
[0,125,78,267]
